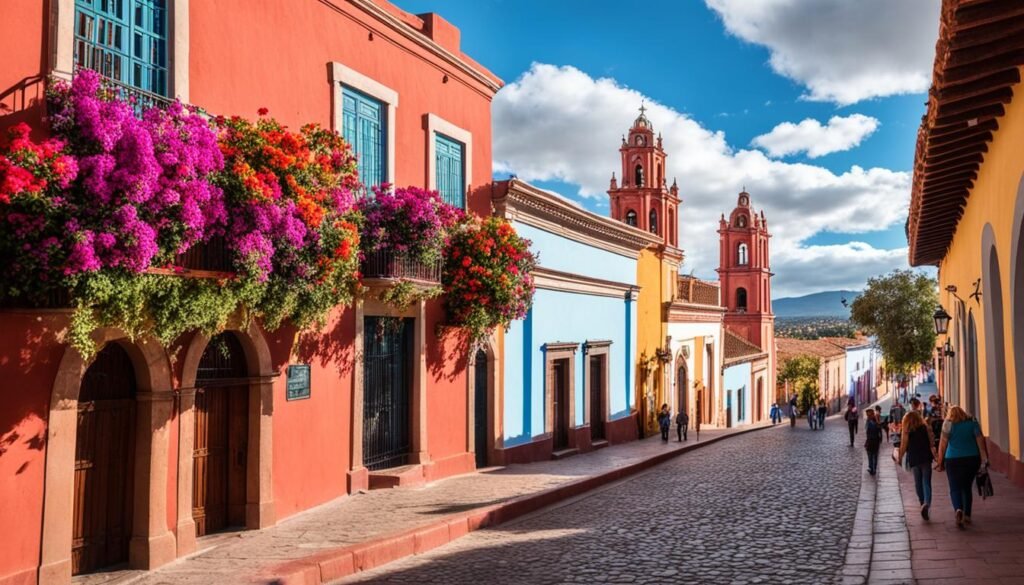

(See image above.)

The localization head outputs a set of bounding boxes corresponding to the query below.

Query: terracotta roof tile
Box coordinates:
[724,329,765,362]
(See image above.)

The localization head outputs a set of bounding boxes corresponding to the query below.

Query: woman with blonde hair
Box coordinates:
[898,410,937,519]
[935,406,990,528]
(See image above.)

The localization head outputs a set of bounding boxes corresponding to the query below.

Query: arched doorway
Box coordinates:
[473,348,489,468]
[1011,175,1024,457]
[966,311,981,421]
[677,362,688,420]
[193,332,250,537]
[981,228,1009,448]
[73,343,137,575]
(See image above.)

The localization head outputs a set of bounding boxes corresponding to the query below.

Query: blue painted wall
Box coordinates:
[723,362,751,427]
[503,222,638,447]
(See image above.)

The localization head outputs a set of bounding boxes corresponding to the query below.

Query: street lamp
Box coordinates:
[933,305,952,335]
[944,339,955,358]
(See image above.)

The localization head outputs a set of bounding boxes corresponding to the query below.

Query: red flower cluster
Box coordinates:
[0,123,77,205]
[443,217,537,343]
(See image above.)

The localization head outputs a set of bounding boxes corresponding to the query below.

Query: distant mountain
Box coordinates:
[773,290,860,318]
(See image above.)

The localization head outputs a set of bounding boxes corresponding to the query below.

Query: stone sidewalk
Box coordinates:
[77,423,771,585]
[898,456,1024,584]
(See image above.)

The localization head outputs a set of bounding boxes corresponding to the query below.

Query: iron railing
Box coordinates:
[173,236,233,273]
[74,37,172,112]
[362,317,413,471]
[360,250,442,284]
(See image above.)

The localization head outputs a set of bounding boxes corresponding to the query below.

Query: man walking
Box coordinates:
[817,400,827,430]
[844,399,859,447]
[676,409,689,442]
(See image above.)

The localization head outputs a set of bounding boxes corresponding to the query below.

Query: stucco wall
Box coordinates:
[502,224,638,447]
[723,362,752,427]
[938,66,1024,464]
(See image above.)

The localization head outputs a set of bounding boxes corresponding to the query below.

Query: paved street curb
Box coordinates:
[264,423,775,585]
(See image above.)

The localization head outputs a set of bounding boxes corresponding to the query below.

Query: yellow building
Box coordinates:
[908,0,1024,487]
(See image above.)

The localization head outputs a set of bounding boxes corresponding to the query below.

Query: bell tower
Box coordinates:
[608,104,680,248]
[718,190,774,353]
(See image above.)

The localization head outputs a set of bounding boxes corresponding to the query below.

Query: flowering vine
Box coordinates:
[442,216,537,344]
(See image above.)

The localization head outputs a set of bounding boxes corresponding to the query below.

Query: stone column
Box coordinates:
[175,389,197,557]
[129,392,177,569]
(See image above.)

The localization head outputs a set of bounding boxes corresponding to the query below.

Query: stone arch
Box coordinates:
[736,288,748,311]
[174,321,275,557]
[625,209,637,227]
[39,329,176,583]
[634,163,644,187]
[1011,173,1024,458]
[981,224,1009,450]
[738,243,749,265]
[966,310,981,421]
[467,334,500,467]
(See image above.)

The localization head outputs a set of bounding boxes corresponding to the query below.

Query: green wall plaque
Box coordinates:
[286,364,311,401]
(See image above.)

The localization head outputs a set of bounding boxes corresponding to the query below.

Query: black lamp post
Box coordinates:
[933,305,951,335]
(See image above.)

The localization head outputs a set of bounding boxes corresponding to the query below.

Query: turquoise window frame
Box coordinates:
[74,0,168,96]
[434,133,465,208]
[342,86,387,190]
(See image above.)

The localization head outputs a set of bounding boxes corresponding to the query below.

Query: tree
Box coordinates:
[778,355,821,413]
[850,269,937,379]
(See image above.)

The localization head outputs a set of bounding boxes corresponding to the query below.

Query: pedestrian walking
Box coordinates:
[770,402,781,425]
[789,395,798,428]
[843,399,859,446]
[817,400,827,430]
[898,410,937,520]
[658,404,671,443]
[676,409,689,442]
[888,401,906,431]
[935,406,990,529]
[864,409,882,475]
[807,404,817,430]
[876,405,888,440]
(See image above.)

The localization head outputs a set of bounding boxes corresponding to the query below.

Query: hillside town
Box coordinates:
[0,1,1022,584]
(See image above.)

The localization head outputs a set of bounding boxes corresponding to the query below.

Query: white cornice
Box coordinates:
[532,267,639,300]
[496,179,662,259]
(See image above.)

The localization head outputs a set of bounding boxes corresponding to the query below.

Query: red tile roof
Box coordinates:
[908,0,1024,265]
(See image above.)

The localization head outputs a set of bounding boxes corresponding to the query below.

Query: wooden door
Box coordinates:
[193,333,249,537]
[73,344,137,575]
[473,349,488,468]
[552,360,569,450]
[589,356,604,441]
[677,366,688,421]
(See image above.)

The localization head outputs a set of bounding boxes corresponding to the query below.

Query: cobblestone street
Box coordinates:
[341,420,863,585]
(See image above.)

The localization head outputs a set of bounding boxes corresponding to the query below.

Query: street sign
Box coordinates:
[286,364,311,401]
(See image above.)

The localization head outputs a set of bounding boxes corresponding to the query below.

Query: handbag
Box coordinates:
[976,465,994,499]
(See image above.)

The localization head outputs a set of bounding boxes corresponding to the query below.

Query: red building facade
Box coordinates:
[0,2,500,583]
[718,191,776,385]
[607,106,681,247]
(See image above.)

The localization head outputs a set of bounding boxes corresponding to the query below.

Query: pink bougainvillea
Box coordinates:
[356,185,463,263]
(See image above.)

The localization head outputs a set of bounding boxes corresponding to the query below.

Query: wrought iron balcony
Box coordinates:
[360,249,442,285]
[73,37,173,112]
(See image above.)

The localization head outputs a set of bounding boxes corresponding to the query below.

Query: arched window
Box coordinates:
[634,164,644,187]
[625,210,637,227]
[649,209,658,234]
[738,243,748,265]
[982,227,1009,448]
[736,287,747,311]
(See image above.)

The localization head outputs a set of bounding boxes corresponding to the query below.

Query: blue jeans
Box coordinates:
[945,456,981,516]
[866,449,879,474]
[912,463,932,505]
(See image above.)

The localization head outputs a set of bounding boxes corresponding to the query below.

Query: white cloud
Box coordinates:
[493,63,913,297]
[705,0,941,105]
[752,114,879,158]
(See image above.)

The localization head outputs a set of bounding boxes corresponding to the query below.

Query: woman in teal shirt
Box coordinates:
[935,406,990,529]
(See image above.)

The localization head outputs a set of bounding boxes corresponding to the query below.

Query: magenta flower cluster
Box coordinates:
[356,185,463,262]
[46,70,226,275]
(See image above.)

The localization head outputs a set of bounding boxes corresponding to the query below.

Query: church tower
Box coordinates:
[718,190,774,355]
[608,105,680,248]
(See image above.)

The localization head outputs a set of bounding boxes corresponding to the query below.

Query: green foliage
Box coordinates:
[379,280,442,310]
[778,355,821,412]
[850,269,937,377]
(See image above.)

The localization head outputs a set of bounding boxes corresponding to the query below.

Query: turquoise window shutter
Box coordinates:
[74,0,168,96]
[435,133,465,208]
[342,87,386,189]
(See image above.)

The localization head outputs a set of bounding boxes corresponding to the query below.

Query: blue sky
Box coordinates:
[395,0,940,296]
